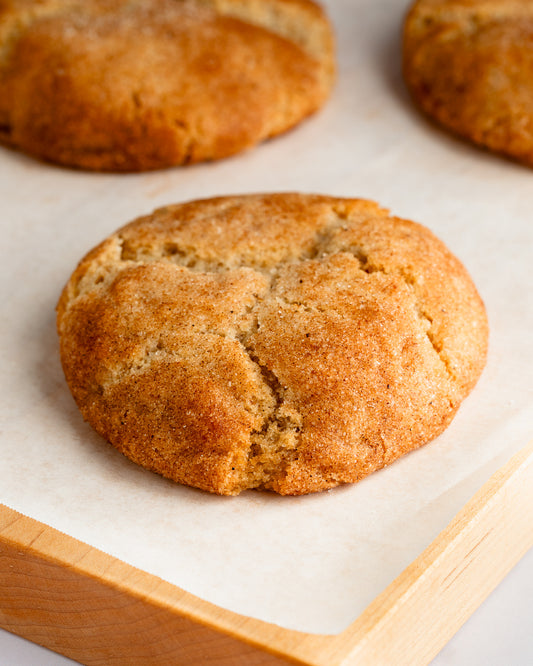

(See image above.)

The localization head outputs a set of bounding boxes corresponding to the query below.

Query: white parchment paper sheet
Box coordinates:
[0,0,531,635]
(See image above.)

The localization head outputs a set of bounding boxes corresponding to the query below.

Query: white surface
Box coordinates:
[0,0,532,640]
[1,546,532,665]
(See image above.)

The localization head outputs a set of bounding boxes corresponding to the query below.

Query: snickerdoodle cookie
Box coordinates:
[57,193,488,495]
[403,0,533,166]
[0,0,334,171]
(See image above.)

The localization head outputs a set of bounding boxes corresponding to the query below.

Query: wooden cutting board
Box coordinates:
[1,440,531,666]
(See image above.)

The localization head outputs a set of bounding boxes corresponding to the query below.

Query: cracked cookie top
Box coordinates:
[0,0,334,171]
[57,193,488,495]
[403,0,533,166]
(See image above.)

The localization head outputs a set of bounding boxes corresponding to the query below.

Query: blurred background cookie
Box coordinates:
[0,0,335,171]
[403,0,533,166]
[57,193,489,495]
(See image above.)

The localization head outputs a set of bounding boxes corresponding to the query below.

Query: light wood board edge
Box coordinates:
[1,440,532,666]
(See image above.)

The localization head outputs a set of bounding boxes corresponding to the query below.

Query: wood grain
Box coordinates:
[1,441,532,666]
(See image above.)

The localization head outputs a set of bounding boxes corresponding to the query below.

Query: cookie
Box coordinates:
[0,0,334,171]
[57,193,488,495]
[403,0,533,166]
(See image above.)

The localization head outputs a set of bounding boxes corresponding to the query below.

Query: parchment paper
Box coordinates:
[0,0,531,635]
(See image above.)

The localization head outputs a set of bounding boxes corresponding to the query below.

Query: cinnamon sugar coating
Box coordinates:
[404,0,533,166]
[57,194,488,495]
[0,0,334,171]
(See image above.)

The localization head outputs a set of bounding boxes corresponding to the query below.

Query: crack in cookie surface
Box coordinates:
[237,311,303,489]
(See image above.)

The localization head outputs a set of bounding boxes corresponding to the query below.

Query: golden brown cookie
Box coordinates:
[403,0,533,166]
[0,0,334,171]
[57,193,488,495]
